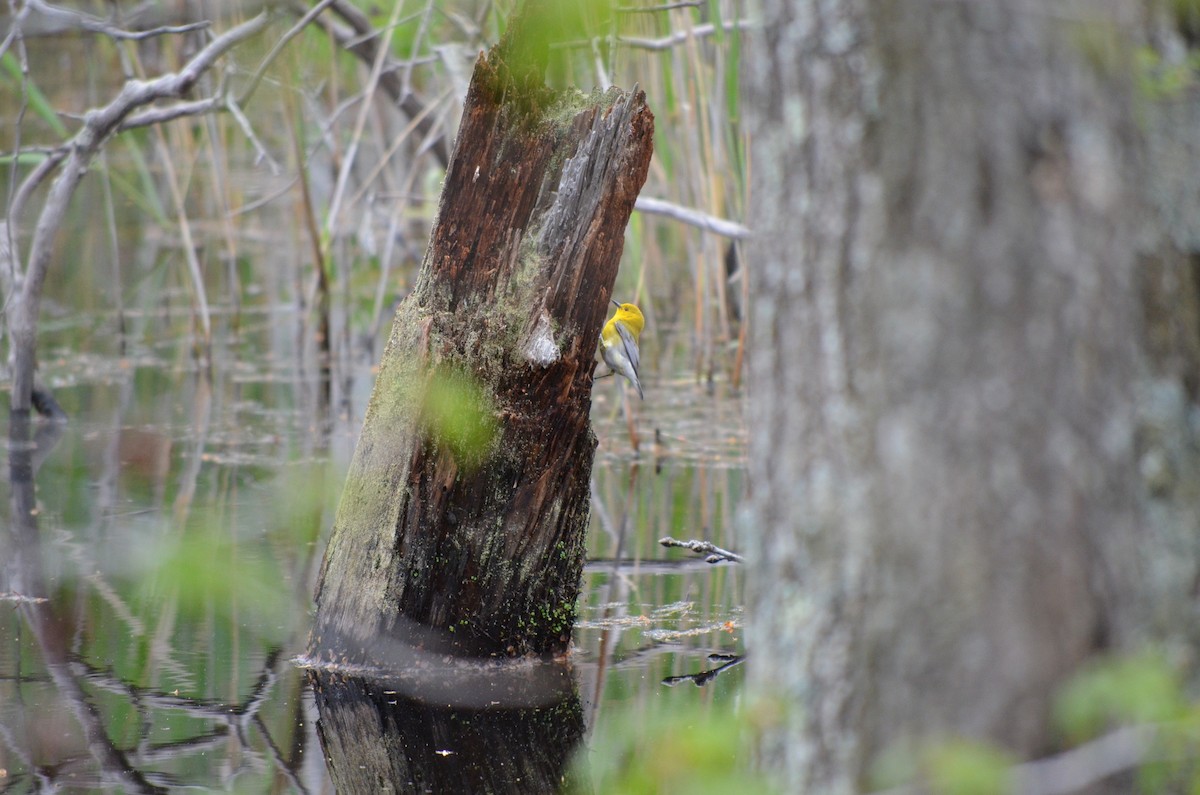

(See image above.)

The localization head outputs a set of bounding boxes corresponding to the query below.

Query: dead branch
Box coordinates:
[635,195,750,239]
[4,11,271,413]
[17,0,211,40]
[1,0,271,39]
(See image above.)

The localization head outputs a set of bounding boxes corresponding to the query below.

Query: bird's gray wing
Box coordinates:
[616,322,640,375]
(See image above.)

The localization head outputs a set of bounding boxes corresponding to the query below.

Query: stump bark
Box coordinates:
[309,20,654,664]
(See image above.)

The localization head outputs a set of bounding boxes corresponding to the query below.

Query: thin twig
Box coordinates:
[341,8,426,48]
[0,0,32,63]
[618,19,754,49]
[347,85,452,210]
[305,0,451,166]
[3,0,33,305]
[223,95,282,173]
[554,20,754,51]
[240,0,335,106]
[16,0,210,40]
[322,0,407,245]
[401,0,435,100]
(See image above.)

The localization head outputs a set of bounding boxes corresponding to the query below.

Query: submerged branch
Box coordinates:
[661,653,744,687]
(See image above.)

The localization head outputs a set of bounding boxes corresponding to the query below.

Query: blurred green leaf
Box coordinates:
[1135,46,1195,100]
[570,699,776,795]
[133,523,296,641]
[422,367,499,466]
[498,0,613,82]
[1055,652,1186,742]
[1,51,70,137]
[924,740,1014,795]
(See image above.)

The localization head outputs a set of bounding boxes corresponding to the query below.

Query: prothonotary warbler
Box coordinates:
[600,299,645,399]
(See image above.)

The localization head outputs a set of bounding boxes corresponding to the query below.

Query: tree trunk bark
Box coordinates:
[745,0,1151,790]
[309,15,654,665]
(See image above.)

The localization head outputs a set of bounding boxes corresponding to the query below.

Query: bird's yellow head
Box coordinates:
[610,300,645,338]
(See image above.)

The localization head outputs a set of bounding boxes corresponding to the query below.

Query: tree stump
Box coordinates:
[308,17,654,665]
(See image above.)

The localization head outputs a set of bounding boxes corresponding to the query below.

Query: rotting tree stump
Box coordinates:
[309,18,654,665]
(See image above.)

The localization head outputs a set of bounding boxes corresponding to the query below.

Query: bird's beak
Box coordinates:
[611,299,621,308]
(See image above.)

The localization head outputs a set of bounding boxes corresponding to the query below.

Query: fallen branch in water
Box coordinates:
[662,653,744,687]
[659,536,744,563]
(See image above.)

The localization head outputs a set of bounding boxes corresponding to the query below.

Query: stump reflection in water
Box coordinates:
[309,662,584,794]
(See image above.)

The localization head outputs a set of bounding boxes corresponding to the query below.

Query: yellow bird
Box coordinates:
[600,299,645,399]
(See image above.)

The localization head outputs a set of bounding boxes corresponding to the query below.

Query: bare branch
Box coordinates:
[635,196,750,239]
[6,149,67,270]
[240,0,336,106]
[19,0,210,40]
[0,0,32,63]
[302,0,451,167]
[118,97,223,130]
[122,11,270,108]
[224,96,282,174]
[6,11,271,411]
[2,0,272,39]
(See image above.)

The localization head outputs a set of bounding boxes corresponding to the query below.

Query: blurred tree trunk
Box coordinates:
[308,9,654,665]
[742,0,1185,790]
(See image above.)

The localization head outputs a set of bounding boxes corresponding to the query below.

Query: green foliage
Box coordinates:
[421,366,499,466]
[570,699,775,795]
[0,51,70,137]
[923,740,1014,795]
[1135,46,1200,100]
[1053,652,1200,793]
[494,0,614,89]
[869,652,1200,795]
[1054,651,1188,742]
[132,521,298,643]
[116,136,169,223]
[270,461,340,546]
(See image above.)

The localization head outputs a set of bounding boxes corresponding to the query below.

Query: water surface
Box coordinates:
[1,301,745,792]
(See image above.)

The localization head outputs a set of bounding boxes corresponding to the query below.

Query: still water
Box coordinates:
[0,297,746,792]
